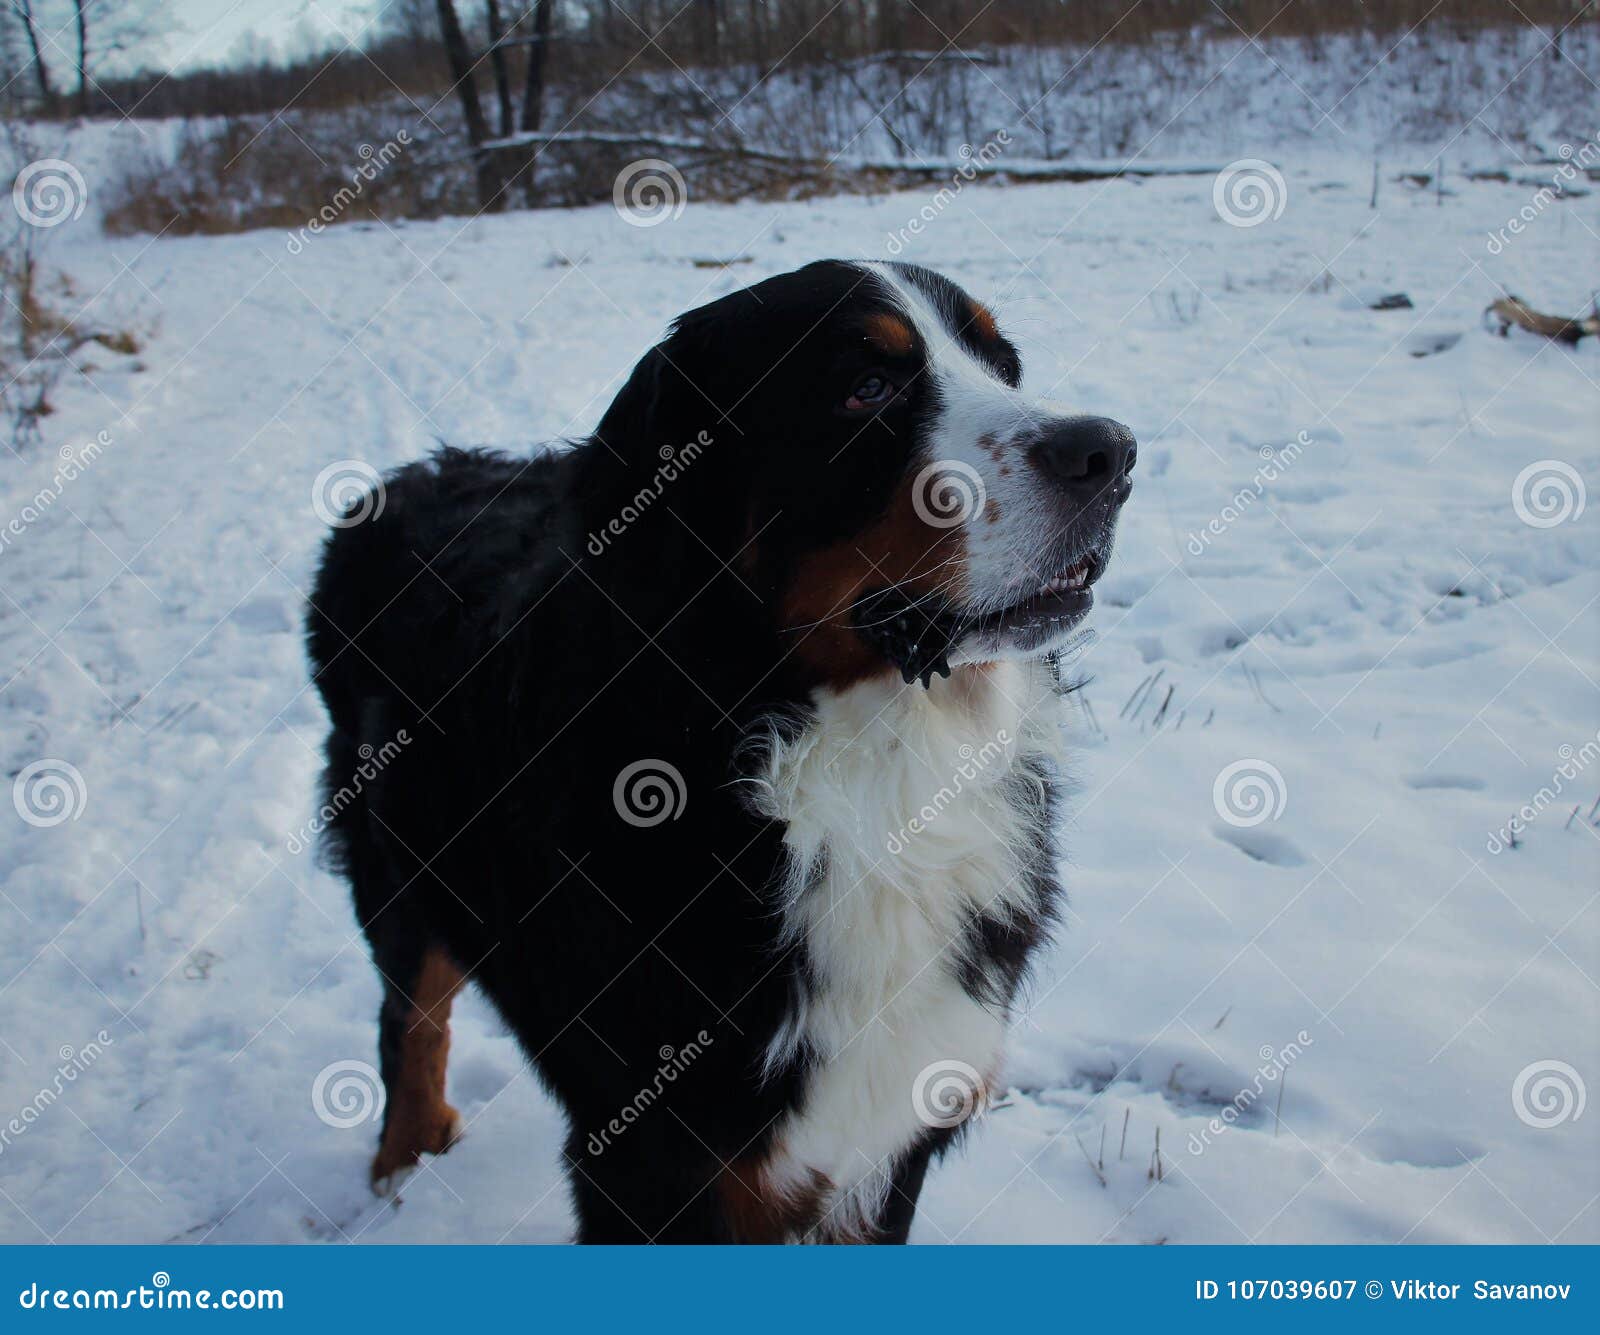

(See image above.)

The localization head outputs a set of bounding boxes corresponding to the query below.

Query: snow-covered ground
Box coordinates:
[0,134,1596,1245]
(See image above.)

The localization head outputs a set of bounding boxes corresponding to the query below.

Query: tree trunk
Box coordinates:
[73,0,88,115]
[1486,295,1600,345]
[434,0,507,211]
[484,0,514,137]
[745,0,766,67]
[519,0,552,133]
[13,1,54,107]
[698,0,720,62]
[516,0,553,206]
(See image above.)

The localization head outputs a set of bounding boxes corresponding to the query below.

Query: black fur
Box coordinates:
[305,261,1075,1243]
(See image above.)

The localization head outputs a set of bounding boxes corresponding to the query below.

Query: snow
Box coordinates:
[1,128,1596,1245]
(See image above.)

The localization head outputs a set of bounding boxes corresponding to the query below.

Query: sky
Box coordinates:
[153,0,385,73]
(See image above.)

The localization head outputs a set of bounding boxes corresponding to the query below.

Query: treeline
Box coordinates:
[45,0,1599,122]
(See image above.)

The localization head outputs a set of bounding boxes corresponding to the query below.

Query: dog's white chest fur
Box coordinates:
[748,663,1057,1238]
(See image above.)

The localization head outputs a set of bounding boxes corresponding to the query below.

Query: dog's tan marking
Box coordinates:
[718,1152,830,1243]
[864,312,915,357]
[371,948,464,1189]
[781,468,969,688]
[968,300,999,341]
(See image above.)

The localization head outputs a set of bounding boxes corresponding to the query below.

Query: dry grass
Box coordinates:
[1,130,145,448]
[102,115,461,239]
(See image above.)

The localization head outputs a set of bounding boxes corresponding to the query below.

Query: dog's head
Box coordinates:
[590,259,1134,689]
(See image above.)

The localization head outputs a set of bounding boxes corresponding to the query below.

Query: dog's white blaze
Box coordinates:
[747,662,1060,1239]
[861,262,1068,615]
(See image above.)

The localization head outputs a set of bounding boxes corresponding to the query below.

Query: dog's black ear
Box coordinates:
[594,317,731,469]
[593,343,671,462]
[581,326,743,579]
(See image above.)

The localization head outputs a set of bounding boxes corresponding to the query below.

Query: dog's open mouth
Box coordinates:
[851,552,1106,686]
[970,553,1103,637]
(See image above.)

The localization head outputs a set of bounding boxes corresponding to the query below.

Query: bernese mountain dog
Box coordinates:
[306,259,1134,1243]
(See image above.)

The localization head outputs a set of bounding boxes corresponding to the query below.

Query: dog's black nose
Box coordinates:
[1033,416,1136,499]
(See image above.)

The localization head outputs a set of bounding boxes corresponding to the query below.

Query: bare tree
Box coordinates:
[0,1,158,116]
[515,0,553,204]
[484,0,514,138]
[72,0,86,113]
[384,0,438,48]
[696,0,720,62]
[519,0,552,135]
[5,0,54,108]
[76,0,160,114]
[434,0,509,211]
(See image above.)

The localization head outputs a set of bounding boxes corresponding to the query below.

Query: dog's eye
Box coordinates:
[844,373,894,412]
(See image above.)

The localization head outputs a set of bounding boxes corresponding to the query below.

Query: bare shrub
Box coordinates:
[89,12,1599,238]
[1,128,145,449]
[101,110,471,239]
